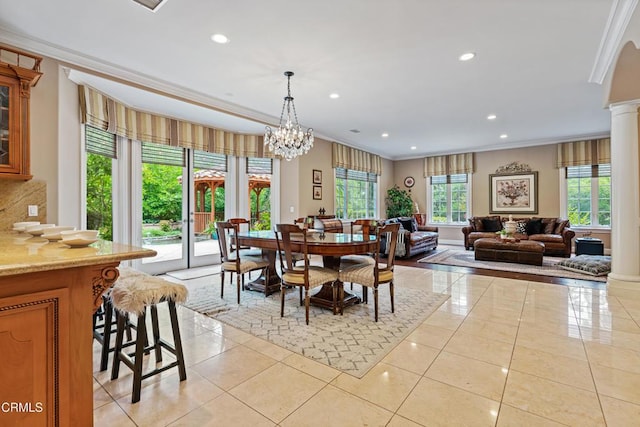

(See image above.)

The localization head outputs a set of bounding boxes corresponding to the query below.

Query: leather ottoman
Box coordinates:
[474,238,545,266]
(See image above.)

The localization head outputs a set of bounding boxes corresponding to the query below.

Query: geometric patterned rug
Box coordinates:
[182,265,450,378]
[418,248,608,282]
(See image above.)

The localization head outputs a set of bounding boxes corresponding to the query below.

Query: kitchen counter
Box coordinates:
[0,232,156,426]
[0,233,155,276]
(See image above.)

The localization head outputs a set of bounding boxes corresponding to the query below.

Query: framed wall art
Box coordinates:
[313,185,322,200]
[313,169,322,184]
[489,171,538,214]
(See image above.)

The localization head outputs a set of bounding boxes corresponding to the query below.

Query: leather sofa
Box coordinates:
[462,215,574,257]
[384,217,439,258]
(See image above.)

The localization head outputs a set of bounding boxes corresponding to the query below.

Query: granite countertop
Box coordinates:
[0,233,157,276]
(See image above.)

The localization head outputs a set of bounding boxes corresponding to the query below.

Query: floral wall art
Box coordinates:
[489,171,538,214]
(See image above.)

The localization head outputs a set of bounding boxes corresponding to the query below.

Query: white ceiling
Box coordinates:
[0,0,615,160]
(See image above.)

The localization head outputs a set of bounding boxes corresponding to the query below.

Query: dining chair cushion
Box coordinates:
[283,266,338,287]
[222,255,269,274]
[340,254,375,269]
[339,264,393,287]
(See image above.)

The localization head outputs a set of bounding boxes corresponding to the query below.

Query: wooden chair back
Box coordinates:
[374,222,400,274]
[350,219,377,237]
[275,224,309,279]
[215,221,238,264]
[227,218,251,250]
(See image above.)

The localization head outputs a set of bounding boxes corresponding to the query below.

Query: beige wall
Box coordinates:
[473,144,560,217]
[297,137,334,218]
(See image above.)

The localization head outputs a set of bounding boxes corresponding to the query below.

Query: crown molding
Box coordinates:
[589,0,639,84]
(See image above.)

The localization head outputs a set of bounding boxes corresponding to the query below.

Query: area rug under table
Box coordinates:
[183,266,450,378]
[418,248,607,282]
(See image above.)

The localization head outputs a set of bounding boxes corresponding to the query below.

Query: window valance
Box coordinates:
[332,142,382,175]
[78,85,273,158]
[424,152,474,177]
[556,138,610,168]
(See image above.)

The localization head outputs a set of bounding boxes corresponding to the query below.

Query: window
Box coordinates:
[85,125,116,240]
[335,167,377,219]
[566,164,610,227]
[246,157,272,229]
[429,174,469,223]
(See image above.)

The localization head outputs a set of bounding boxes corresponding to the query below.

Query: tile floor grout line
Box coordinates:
[568,283,610,426]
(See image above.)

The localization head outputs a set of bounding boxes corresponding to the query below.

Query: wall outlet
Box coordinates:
[289,206,295,213]
[28,205,38,217]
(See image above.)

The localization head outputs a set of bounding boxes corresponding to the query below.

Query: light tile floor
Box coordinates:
[93,268,640,426]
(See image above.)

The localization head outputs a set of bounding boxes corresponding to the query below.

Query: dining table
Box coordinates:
[235,230,378,312]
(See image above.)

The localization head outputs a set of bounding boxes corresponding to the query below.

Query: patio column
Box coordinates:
[608,102,640,299]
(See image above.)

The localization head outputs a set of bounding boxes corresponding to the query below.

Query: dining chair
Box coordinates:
[216,221,270,303]
[341,219,378,273]
[338,222,400,321]
[227,217,253,251]
[274,224,339,325]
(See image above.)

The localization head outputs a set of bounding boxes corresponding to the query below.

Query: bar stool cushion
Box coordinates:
[110,269,188,315]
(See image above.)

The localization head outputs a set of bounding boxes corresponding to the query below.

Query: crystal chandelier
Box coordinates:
[264,71,314,161]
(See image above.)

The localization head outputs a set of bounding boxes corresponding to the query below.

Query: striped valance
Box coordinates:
[556,138,610,168]
[78,85,272,158]
[424,152,474,177]
[332,143,382,175]
[79,85,109,131]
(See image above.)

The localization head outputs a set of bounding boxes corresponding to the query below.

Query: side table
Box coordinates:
[575,237,604,256]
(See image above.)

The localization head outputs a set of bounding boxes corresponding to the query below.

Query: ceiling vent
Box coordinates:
[349,129,361,134]
[131,0,169,12]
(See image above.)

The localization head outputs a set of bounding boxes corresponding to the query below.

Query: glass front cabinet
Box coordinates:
[0,47,43,180]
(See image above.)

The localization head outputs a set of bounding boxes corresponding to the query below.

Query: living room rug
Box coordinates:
[182,266,450,378]
[418,249,607,282]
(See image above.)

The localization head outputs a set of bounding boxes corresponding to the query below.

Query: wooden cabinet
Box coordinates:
[0,46,42,180]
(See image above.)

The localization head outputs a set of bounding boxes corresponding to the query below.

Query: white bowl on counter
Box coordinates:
[61,230,99,240]
[25,224,56,236]
[12,221,40,232]
[41,226,77,241]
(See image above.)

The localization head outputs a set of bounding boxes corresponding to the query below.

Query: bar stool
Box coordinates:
[109,270,188,403]
[92,267,146,371]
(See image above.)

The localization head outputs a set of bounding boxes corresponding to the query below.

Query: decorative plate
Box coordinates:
[404,176,415,188]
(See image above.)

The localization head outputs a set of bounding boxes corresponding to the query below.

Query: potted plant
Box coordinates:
[203,221,218,239]
[385,185,414,218]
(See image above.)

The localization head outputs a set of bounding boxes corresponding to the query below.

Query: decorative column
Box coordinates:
[608,102,640,299]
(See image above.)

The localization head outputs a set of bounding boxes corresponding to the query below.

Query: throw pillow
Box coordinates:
[472,218,485,231]
[411,217,420,232]
[525,218,542,235]
[398,218,414,232]
[541,218,557,234]
[516,221,527,234]
[481,218,502,232]
[554,219,570,234]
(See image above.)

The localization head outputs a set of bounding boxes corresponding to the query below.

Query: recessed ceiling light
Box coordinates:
[410,146,417,150]
[459,52,475,61]
[211,34,229,44]
[381,132,389,138]
[487,114,497,120]
[500,134,508,139]
[329,93,340,99]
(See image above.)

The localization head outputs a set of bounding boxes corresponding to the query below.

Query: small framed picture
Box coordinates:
[313,185,322,200]
[313,169,322,184]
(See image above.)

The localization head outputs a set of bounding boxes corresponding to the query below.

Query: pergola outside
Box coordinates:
[192,170,271,233]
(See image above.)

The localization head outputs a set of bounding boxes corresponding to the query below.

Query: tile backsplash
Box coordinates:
[0,180,47,230]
